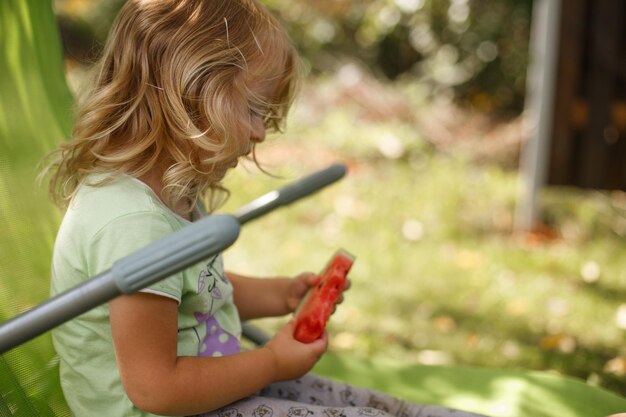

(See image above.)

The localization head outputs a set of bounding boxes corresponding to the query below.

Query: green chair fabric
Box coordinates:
[0,0,73,415]
[0,1,625,417]
[314,353,626,417]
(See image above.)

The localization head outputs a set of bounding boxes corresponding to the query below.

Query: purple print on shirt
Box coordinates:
[194,312,240,357]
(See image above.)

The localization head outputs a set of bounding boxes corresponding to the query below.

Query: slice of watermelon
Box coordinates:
[294,250,355,343]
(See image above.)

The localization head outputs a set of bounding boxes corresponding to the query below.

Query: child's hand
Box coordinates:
[265,319,328,381]
[285,272,351,313]
[285,272,318,312]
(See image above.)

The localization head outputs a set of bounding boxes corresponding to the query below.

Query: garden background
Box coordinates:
[1,0,625,406]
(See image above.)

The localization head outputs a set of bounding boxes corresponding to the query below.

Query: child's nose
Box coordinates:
[250,116,266,144]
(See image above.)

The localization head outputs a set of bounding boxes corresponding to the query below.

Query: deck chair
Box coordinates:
[1,1,625,416]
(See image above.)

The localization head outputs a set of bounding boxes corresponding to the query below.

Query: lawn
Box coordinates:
[218,73,626,398]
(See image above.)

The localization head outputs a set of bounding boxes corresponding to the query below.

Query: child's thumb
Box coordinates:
[309,330,329,353]
[282,318,297,334]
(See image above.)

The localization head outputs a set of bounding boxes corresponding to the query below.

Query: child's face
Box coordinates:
[250,77,281,135]
[231,73,279,168]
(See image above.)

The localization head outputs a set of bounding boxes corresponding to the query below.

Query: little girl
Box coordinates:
[44,1,488,417]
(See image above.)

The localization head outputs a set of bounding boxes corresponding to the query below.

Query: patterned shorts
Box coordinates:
[194,374,489,417]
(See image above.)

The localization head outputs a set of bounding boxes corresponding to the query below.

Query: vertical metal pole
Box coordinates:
[515,0,562,233]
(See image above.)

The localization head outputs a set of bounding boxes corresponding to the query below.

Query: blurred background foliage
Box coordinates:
[40,0,625,400]
[54,0,532,115]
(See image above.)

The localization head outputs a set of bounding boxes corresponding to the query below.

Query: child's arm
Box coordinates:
[109,293,327,416]
[228,271,319,320]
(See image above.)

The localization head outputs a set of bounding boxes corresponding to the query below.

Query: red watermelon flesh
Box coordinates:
[294,250,355,343]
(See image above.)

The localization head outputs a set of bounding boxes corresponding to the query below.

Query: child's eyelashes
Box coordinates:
[249,104,279,129]
[249,105,267,118]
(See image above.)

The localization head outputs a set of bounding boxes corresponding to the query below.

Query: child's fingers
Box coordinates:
[286,319,327,355]
[276,318,297,339]
[307,273,321,286]
[309,330,329,355]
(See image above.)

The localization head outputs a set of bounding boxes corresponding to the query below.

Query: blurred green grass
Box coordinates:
[219,75,626,397]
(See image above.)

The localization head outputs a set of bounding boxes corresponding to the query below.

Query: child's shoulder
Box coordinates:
[52,174,186,284]
[66,173,181,233]
[77,173,157,209]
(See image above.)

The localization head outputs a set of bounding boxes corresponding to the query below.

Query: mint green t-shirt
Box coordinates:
[50,174,242,417]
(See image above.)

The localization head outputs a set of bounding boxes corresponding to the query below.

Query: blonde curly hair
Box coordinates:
[43,0,300,213]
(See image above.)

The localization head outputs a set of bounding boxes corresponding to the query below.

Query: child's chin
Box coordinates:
[214,161,237,179]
